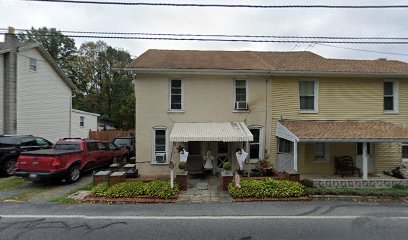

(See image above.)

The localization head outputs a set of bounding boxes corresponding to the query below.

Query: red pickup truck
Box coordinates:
[15,139,128,183]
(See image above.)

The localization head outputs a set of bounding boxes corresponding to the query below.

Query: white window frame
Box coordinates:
[384,80,399,114]
[79,116,85,128]
[248,126,264,163]
[299,80,318,113]
[29,58,37,72]
[151,127,168,164]
[169,79,184,112]
[402,144,408,162]
[314,142,329,163]
[234,79,249,111]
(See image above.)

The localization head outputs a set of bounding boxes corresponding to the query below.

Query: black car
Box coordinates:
[0,135,53,176]
[113,137,135,163]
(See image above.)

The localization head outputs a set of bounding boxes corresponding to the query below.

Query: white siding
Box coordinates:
[0,54,4,134]
[70,110,98,139]
[16,48,72,143]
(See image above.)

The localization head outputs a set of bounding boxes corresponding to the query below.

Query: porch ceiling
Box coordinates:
[170,122,253,142]
[277,120,408,142]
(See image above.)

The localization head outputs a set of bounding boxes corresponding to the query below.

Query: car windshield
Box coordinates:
[114,138,131,146]
[54,142,81,151]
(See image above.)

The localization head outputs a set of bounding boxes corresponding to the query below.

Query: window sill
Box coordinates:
[384,111,399,115]
[233,110,250,113]
[299,110,318,114]
[151,162,169,165]
[168,110,185,113]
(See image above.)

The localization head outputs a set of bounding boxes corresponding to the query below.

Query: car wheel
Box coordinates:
[3,159,17,176]
[66,165,81,183]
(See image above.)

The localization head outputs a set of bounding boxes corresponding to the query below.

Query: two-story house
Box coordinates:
[126,49,408,180]
[0,27,77,142]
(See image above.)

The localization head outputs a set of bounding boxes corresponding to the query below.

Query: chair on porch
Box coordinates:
[334,156,361,177]
[186,155,205,179]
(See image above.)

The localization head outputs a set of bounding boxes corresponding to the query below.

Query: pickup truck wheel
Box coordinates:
[3,159,17,176]
[67,165,81,183]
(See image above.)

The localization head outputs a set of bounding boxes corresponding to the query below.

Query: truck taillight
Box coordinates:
[51,159,61,168]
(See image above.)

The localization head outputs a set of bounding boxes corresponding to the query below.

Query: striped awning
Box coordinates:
[170,122,253,142]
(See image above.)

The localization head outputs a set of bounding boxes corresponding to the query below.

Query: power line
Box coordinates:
[3,28,408,41]
[3,32,408,44]
[21,0,408,9]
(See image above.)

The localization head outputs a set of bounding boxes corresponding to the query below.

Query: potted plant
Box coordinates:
[223,162,232,175]
[178,161,187,173]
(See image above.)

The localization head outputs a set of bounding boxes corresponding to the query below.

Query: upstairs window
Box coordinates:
[235,79,248,110]
[384,80,398,112]
[299,80,318,112]
[80,116,85,127]
[29,58,37,72]
[170,79,183,111]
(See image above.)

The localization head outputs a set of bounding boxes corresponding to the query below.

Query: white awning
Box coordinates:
[170,122,253,142]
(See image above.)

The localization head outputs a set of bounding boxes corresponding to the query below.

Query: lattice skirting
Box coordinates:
[312,179,408,188]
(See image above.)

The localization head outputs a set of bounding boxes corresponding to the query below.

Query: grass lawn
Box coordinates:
[306,187,408,197]
[0,177,30,192]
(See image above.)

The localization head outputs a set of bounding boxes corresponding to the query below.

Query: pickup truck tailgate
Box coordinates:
[17,149,82,172]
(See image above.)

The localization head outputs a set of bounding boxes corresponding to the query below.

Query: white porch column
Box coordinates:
[293,141,298,171]
[362,142,368,180]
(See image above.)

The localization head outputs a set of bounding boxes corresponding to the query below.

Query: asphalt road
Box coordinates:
[0,201,407,240]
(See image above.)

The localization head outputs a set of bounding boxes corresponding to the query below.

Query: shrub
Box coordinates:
[228,178,305,198]
[105,181,146,198]
[91,183,109,197]
[178,161,187,170]
[145,180,180,199]
[223,162,232,171]
[299,179,314,188]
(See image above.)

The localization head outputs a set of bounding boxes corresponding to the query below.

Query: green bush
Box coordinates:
[299,179,314,188]
[228,178,305,198]
[105,181,146,198]
[145,180,180,199]
[223,162,232,171]
[91,183,109,197]
[304,187,408,197]
[178,161,187,170]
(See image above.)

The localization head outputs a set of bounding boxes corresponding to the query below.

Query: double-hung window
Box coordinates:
[384,80,398,113]
[29,58,37,72]
[248,127,263,162]
[402,144,408,162]
[314,143,328,163]
[79,116,85,128]
[152,127,167,164]
[235,79,248,110]
[170,79,183,111]
[299,80,318,112]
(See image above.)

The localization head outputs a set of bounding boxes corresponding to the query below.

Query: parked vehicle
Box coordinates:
[113,137,135,162]
[0,135,53,176]
[15,139,128,183]
[103,141,129,165]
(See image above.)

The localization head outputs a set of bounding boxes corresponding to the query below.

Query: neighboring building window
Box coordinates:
[299,80,318,112]
[80,116,85,127]
[314,143,328,163]
[357,142,371,155]
[235,79,248,110]
[402,144,408,162]
[248,127,263,162]
[29,58,37,72]
[170,79,183,110]
[278,138,292,154]
[152,128,167,164]
[384,80,398,112]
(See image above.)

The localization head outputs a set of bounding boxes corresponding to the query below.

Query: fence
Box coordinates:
[89,130,134,141]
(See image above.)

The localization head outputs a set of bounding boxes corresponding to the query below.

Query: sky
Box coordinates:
[1,0,408,62]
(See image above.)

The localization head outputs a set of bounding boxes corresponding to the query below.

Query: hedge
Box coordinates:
[228,178,305,198]
[91,180,180,199]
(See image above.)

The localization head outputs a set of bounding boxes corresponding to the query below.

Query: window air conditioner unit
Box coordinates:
[155,153,166,163]
[235,101,248,110]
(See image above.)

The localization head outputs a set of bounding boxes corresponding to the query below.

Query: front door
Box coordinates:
[356,143,374,173]
[216,142,230,172]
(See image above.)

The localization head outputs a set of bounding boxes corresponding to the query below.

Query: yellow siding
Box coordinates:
[271,77,408,174]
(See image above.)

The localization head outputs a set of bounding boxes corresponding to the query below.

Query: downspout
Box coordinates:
[265,79,268,160]
[69,93,75,138]
[133,71,137,162]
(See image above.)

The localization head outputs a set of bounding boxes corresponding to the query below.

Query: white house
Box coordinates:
[71,109,100,139]
[0,27,77,142]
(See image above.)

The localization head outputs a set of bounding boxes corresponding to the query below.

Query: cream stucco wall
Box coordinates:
[271,77,408,174]
[135,73,272,176]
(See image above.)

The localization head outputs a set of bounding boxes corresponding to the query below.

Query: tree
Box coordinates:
[18,27,77,70]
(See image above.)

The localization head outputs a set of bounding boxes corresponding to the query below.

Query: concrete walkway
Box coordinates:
[177,175,234,203]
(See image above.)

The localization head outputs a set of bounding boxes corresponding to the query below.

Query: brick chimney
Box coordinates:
[3,26,18,134]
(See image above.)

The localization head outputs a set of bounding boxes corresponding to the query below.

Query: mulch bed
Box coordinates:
[234,196,311,202]
[82,196,177,204]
